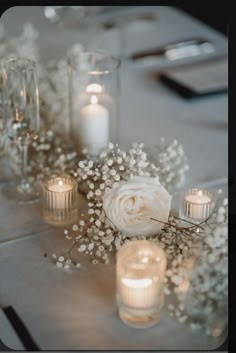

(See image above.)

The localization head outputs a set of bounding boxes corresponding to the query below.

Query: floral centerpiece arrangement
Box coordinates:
[0,22,228,337]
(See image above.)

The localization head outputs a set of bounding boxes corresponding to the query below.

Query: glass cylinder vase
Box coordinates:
[67,50,120,157]
[116,240,167,329]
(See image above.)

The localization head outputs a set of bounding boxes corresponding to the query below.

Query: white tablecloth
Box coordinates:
[0,6,228,350]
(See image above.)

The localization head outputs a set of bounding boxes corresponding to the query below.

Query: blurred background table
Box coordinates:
[0,6,227,350]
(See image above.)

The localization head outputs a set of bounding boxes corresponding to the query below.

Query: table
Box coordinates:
[0,6,228,350]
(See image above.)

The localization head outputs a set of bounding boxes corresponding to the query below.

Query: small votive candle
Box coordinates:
[43,176,78,226]
[116,240,167,329]
[182,188,214,221]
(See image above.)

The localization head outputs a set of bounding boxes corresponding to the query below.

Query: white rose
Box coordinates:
[103,176,172,237]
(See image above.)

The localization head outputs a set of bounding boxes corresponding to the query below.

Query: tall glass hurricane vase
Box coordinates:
[1,58,40,203]
[67,50,120,158]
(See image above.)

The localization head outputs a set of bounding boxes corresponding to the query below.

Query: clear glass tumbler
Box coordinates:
[67,50,120,157]
[116,240,167,329]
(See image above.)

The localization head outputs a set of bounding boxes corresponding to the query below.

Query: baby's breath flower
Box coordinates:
[107,159,113,166]
[95,220,101,227]
[95,189,102,196]
[87,191,94,198]
[110,169,116,176]
[100,152,107,158]
[88,243,94,251]
[78,244,86,252]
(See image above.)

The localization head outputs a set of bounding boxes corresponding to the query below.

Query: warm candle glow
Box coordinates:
[58,180,63,187]
[116,240,167,328]
[86,83,102,93]
[141,257,149,263]
[91,95,98,105]
[122,278,153,288]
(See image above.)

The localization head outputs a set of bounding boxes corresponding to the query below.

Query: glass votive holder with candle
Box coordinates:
[67,50,120,157]
[42,175,78,226]
[116,240,167,329]
[181,188,215,222]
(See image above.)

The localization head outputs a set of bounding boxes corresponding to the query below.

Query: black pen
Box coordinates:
[2,306,40,351]
[130,38,215,61]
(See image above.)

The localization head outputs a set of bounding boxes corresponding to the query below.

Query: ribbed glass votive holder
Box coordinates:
[116,240,167,329]
[181,188,215,222]
[42,176,78,226]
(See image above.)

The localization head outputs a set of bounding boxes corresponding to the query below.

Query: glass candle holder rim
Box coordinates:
[67,49,120,75]
[3,57,37,72]
[184,188,214,205]
[44,175,77,193]
[117,240,167,268]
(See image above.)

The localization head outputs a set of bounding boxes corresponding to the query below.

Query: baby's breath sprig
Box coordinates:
[164,198,228,337]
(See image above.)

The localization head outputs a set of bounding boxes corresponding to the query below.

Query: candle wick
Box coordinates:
[91,95,98,105]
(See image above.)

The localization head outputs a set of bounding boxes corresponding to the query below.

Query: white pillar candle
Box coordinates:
[80,94,109,155]
[183,188,213,220]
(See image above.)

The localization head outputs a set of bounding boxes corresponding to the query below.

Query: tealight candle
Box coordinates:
[43,176,78,226]
[47,179,73,209]
[79,94,109,156]
[183,188,214,220]
[116,240,167,329]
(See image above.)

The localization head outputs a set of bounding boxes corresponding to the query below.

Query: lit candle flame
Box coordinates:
[91,95,98,105]
[58,180,63,187]
[122,278,153,288]
[86,83,102,93]
[198,190,203,197]
[141,257,149,263]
